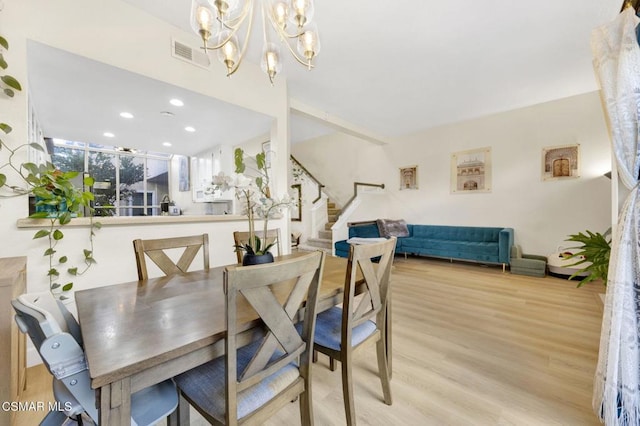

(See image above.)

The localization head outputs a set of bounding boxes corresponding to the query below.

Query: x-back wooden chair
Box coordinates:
[174,250,326,425]
[233,229,281,264]
[313,237,396,426]
[133,233,209,280]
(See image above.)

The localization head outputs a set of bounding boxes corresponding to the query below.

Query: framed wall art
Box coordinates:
[290,184,301,221]
[542,144,580,181]
[450,147,492,193]
[399,165,418,190]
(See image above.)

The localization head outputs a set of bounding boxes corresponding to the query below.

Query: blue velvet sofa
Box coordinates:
[335,221,514,269]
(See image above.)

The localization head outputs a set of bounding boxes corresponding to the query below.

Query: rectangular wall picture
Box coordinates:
[450,147,492,193]
[399,165,418,190]
[291,184,301,221]
[542,144,580,181]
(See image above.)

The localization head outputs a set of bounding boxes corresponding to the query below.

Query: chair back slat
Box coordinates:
[344,238,397,336]
[224,251,325,396]
[133,234,209,280]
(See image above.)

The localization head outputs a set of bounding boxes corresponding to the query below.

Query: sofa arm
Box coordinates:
[498,228,514,265]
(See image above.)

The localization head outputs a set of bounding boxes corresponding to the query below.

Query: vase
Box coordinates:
[242,252,274,266]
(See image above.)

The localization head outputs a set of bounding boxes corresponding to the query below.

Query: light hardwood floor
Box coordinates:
[16,256,604,425]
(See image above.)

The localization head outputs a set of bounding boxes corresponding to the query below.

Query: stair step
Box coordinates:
[327,208,341,215]
[325,222,336,231]
[306,238,332,250]
[318,230,332,240]
[297,244,332,254]
[327,202,336,209]
[328,214,338,222]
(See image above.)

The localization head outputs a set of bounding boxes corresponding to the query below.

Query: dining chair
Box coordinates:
[133,233,209,280]
[233,229,281,264]
[313,237,397,426]
[174,250,326,425]
[12,291,178,425]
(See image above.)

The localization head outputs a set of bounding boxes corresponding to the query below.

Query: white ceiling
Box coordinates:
[28,0,622,156]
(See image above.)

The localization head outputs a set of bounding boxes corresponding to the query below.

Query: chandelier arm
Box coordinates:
[202,1,252,51]
[265,6,305,39]
[217,0,252,31]
[261,1,268,45]
[227,0,255,76]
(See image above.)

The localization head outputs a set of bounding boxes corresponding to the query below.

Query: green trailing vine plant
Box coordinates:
[0,30,100,299]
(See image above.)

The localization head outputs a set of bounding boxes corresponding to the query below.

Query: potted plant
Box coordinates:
[210,147,295,264]
[0,30,99,299]
[563,228,611,287]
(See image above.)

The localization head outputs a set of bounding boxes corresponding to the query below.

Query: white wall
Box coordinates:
[293,91,612,255]
[0,0,290,294]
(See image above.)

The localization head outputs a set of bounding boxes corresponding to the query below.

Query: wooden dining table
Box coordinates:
[75,252,391,425]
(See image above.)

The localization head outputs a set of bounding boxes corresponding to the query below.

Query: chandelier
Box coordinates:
[190,0,321,84]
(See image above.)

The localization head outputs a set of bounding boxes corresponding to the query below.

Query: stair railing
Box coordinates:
[290,155,325,203]
[338,182,385,218]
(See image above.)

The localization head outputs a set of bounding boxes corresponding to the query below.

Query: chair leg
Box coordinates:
[313,349,318,363]
[330,357,337,372]
[299,388,314,426]
[341,354,356,426]
[169,392,190,426]
[376,339,392,405]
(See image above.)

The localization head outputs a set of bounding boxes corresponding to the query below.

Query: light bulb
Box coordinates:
[289,0,314,28]
[272,1,289,29]
[197,5,213,27]
[218,30,239,74]
[190,0,217,45]
[261,43,282,84]
[297,25,320,63]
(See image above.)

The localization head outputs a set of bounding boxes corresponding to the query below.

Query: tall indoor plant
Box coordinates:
[211,147,294,263]
[563,228,611,287]
[0,28,99,299]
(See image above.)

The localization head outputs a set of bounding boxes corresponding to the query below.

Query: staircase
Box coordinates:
[299,200,340,253]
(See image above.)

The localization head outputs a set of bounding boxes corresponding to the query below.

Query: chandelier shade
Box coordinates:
[191,0,320,84]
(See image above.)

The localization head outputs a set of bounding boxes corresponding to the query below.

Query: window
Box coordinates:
[51,140,171,217]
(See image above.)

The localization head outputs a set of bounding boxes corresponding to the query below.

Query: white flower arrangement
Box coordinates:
[209,148,296,256]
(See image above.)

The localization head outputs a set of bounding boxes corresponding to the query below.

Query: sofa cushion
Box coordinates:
[376,219,410,238]
[411,225,502,242]
[348,223,380,238]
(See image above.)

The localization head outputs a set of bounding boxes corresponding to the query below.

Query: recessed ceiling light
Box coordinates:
[185,126,196,132]
[170,99,184,107]
[160,111,174,117]
[120,112,134,119]
[162,142,172,147]
[103,132,115,138]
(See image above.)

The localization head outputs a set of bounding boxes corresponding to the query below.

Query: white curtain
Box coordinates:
[592,7,640,425]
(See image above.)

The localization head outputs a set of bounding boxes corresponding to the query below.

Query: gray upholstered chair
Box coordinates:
[12,291,178,425]
[174,251,325,425]
[510,245,547,277]
[312,237,396,426]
